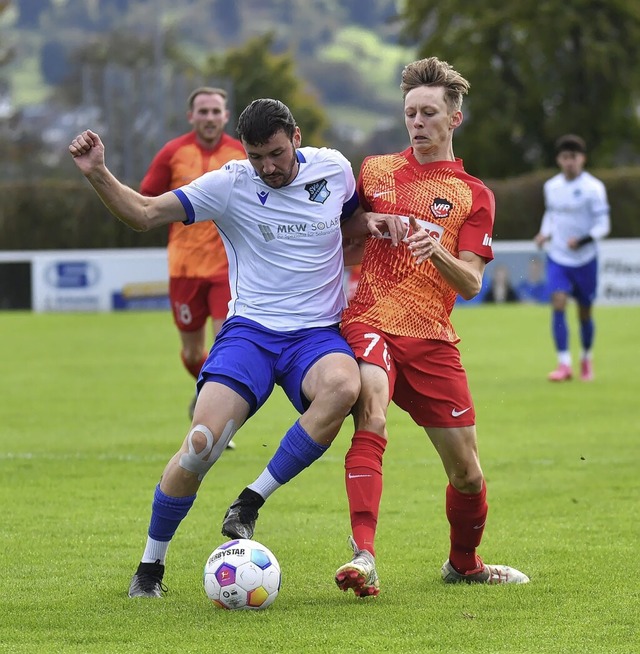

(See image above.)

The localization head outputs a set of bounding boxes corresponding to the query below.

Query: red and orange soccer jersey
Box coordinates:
[342,148,495,343]
[140,131,245,279]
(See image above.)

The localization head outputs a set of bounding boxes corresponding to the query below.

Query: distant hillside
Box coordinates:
[4,0,414,113]
[1,0,417,180]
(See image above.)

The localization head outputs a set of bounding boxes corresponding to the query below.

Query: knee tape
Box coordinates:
[178,421,236,481]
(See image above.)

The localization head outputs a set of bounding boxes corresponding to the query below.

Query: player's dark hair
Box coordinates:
[188,86,228,110]
[555,134,587,154]
[236,99,297,145]
[400,57,470,112]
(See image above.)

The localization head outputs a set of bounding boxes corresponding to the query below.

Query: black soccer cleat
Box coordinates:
[128,560,168,598]
[221,488,264,540]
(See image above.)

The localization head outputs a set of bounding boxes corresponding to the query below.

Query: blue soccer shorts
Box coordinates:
[196,316,355,417]
[546,257,598,306]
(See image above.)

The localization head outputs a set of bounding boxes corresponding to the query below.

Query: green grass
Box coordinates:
[1,306,639,653]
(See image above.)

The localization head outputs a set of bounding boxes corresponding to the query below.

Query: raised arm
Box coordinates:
[69,130,186,232]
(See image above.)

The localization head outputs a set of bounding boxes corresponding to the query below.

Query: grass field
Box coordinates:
[1,305,638,654]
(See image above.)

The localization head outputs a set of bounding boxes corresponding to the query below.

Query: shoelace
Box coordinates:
[136,573,168,594]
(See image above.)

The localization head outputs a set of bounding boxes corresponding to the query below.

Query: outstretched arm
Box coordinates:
[69,130,185,232]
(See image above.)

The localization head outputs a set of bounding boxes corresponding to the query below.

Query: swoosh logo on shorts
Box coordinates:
[451,407,472,417]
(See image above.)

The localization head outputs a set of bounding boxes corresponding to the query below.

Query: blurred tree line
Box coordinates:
[2,0,640,251]
[4,0,640,179]
[399,0,640,176]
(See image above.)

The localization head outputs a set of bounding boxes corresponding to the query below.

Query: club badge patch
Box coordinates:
[305,179,330,204]
[431,198,453,219]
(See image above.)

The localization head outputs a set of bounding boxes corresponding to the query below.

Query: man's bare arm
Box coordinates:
[69,130,185,231]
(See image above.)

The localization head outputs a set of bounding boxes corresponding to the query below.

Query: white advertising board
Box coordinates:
[595,239,640,305]
[455,239,640,307]
[29,248,169,312]
[1,240,639,312]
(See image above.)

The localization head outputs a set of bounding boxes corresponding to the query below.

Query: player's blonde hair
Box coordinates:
[400,57,470,112]
[187,86,228,110]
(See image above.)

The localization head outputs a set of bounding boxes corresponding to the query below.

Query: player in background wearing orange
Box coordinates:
[140,87,245,440]
[336,57,530,597]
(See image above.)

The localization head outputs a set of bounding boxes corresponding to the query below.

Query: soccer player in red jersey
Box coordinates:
[140,87,245,425]
[336,57,530,596]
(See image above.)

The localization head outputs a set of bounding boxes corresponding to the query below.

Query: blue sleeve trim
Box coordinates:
[173,189,195,224]
[340,190,359,223]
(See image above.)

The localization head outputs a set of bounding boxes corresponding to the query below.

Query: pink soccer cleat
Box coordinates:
[548,363,572,382]
[580,359,594,382]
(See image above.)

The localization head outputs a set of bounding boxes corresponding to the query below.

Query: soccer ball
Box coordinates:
[203,538,281,610]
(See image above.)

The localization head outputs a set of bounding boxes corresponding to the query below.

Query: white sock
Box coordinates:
[248,469,282,500]
[558,351,571,366]
[141,537,171,564]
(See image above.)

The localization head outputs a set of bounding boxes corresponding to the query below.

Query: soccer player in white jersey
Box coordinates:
[69,99,362,598]
[534,134,610,382]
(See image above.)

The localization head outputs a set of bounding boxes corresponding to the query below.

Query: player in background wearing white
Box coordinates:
[534,135,610,382]
[69,99,362,598]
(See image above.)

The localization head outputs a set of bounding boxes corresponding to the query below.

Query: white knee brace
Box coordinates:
[179,420,236,481]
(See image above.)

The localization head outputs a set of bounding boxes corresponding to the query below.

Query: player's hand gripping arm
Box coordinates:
[69,130,185,232]
[406,216,485,300]
[341,208,407,246]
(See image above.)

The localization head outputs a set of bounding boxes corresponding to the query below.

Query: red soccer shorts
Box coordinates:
[341,321,475,428]
[169,275,231,332]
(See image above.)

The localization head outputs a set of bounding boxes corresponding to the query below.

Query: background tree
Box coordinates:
[0,0,14,67]
[398,0,640,178]
[204,32,327,145]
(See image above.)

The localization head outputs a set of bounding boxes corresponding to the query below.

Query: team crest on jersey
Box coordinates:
[430,198,453,219]
[305,179,330,204]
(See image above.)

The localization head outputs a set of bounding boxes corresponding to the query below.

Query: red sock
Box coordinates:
[181,352,207,380]
[344,430,386,557]
[446,482,488,574]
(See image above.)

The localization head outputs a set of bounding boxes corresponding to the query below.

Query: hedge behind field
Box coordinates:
[1,168,638,250]
[0,180,168,250]
[488,167,640,241]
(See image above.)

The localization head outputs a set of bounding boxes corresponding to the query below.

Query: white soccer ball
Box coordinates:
[203,538,281,610]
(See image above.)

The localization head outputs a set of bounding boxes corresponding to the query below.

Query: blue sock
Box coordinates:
[267,421,328,485]
[148,484,196,542]
[580,318,594,351]
[552,310,568,351]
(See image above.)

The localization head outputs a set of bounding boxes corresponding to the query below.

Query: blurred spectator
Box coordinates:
[483,265,519,303]
[517,257,550,303]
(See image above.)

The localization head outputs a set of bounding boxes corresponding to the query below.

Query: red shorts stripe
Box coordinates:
[341,322,475,428]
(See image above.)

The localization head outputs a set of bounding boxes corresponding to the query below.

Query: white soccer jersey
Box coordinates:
[540,171,610,267]
[173,147,358,331]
